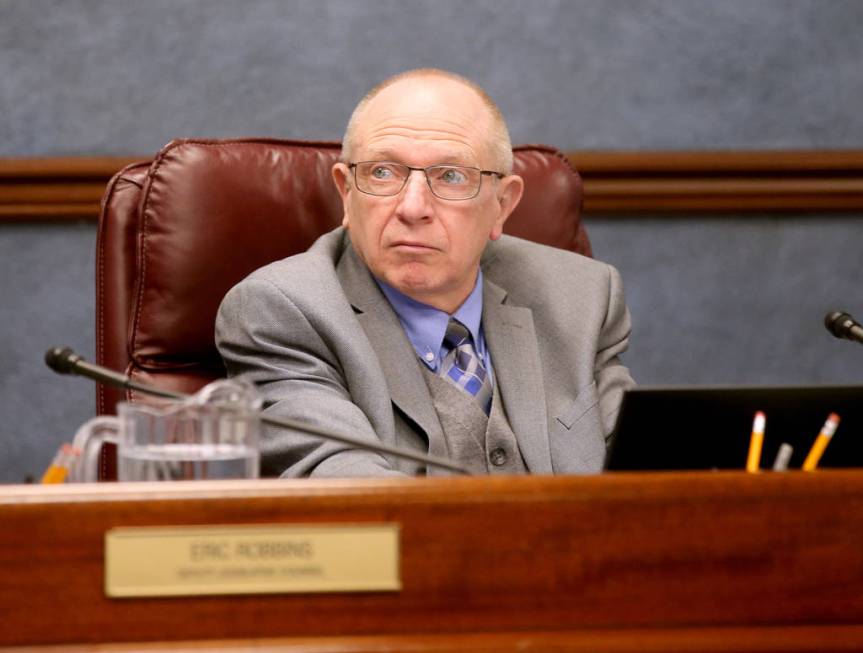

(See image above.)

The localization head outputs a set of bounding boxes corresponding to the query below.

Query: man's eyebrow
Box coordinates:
[363,150,476,166]
[363,149,407,161]
[431,157,476,166]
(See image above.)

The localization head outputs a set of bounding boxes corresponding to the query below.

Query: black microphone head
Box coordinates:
[45,347,81,374]
[825,311,856,339]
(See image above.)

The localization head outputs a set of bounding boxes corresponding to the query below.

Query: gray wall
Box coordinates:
[3,0,863,154]
[2,0,862,482]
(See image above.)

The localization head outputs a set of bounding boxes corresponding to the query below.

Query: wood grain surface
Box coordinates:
[2,472,862,650]
[2,151,861,221]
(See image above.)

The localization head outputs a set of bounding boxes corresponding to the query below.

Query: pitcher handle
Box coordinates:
[68,416,120,482]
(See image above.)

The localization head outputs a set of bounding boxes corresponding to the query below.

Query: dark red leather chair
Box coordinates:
[95,138,589,478]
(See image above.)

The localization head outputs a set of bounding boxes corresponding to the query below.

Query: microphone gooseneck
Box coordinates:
[44,347,469,475]
[45,346,186,400]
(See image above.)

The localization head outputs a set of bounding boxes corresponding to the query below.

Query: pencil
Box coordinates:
[771,443,794,472]
[40,444,74,484]
[802,412,841,471]
[746,411,766,473]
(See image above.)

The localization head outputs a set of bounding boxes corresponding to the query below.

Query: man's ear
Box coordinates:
[331,162,352,228]
[489,174,524,241]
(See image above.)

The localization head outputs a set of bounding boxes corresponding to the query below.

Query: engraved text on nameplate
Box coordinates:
[104,524,401,597]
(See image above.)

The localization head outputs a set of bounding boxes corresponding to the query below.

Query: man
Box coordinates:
[216,68,634,477]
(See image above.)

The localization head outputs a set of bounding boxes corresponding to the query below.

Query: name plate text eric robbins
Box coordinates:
[105,523,401,597]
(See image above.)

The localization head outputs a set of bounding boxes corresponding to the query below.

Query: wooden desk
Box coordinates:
[2,472,863,651]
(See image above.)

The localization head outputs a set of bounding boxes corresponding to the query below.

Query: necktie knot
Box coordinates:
[443,319,470,349]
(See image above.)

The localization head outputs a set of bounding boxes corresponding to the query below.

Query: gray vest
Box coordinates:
[421,365,528,475]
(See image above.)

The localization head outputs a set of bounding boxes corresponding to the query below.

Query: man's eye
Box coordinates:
[438,168,468,184]
[371,166,394,180]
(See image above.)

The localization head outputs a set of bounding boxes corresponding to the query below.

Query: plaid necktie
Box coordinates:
[439,318,493,414]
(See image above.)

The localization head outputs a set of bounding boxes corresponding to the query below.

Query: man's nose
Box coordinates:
[395,170,434,221]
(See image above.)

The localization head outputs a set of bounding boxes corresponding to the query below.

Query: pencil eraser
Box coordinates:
[753,412,766,432]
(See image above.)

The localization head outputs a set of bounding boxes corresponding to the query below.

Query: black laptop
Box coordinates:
[605,385,863,471]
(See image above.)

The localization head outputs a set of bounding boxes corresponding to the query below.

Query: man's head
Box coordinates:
[332,69,524,314]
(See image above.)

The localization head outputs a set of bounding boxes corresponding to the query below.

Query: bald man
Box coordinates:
[216,69,634,477]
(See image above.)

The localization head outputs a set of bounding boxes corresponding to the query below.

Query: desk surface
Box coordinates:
[3,471,863,652]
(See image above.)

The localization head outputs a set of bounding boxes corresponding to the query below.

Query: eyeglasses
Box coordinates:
[348,161,505,201]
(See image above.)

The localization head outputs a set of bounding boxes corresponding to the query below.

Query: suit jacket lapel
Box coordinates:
[482,279,553,474]
[336,244,448,458]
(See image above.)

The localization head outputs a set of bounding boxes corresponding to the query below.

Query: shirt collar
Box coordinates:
[376,270,485,368]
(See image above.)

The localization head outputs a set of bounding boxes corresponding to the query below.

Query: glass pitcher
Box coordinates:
[68,378,261,482]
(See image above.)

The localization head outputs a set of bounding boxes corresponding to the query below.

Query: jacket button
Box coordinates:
[489,447,507,466]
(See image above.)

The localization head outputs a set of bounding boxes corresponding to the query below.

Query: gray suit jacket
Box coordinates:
[216,227,634,477]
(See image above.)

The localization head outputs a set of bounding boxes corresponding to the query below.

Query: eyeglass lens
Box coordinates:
[354,162,483,200]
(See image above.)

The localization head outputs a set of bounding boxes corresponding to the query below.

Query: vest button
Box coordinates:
[489,447,507,466]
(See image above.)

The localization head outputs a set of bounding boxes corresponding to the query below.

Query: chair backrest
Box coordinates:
[96,138,590,417]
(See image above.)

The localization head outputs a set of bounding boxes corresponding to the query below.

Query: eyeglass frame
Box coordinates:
[347,161,506,201]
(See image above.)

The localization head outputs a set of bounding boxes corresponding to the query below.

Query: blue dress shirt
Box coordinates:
[376,270,491,374]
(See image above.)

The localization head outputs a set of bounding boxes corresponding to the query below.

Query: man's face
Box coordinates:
[332,77,523,313]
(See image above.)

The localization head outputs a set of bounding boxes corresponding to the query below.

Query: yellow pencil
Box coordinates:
[40,444,77,484]
[746,411,766,473]
[802,413,841,471]
[41,446,68,484]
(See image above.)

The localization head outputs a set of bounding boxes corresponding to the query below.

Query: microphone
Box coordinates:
[824,311,863,345]
[45,347,469,475]
[45,347,187,400]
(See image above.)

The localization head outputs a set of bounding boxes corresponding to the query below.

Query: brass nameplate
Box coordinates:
[105,524,400,597]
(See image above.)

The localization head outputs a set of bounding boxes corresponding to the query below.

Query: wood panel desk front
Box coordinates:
[2,472,862,652]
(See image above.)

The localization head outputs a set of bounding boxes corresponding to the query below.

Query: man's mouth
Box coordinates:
[391,241,437,252]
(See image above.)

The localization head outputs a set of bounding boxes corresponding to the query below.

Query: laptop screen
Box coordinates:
[605,385,863,471]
